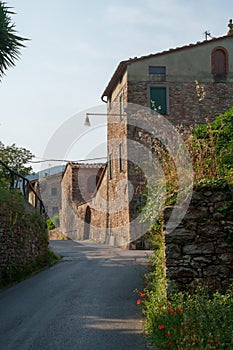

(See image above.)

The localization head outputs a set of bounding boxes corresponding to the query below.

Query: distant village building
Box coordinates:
[28,171,63,219]
[60,23,233,248]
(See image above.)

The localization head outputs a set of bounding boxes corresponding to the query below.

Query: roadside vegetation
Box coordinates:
[139,107,233,349]
[0,187,61,289]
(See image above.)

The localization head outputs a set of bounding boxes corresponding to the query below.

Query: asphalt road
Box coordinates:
[0,240,152,350]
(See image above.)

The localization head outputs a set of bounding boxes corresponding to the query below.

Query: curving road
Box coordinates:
[0,240,152,350]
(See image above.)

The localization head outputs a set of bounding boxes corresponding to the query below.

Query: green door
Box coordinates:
[150,87,167,114]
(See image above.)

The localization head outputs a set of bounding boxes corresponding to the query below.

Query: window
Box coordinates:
[119,143,123,172]
[211,47,228,81]
[51,187,57,196]
[150,86,168,115]
[109,153,113,179]
[149,66,166,75]
[52,207,59,216]
[119,93,123,120]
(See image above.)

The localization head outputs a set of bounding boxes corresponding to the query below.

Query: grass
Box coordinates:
[0,250,61,289]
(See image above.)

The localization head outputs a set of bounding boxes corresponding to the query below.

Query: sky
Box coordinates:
[0,0,232,172]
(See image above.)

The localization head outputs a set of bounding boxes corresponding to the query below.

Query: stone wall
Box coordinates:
[0,199,49,277]
[164,182,233,291]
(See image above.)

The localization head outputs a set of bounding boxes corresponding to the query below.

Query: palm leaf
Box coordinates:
[0,1,28,78]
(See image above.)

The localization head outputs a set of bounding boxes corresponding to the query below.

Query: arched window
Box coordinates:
[211,47,228,81]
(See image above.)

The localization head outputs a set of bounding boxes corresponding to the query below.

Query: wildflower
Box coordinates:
[158,325,165,329]
[140,292,146,297]
[170,312,176,315]
[167,306,173,311]
[136,299,141,305]
[207,340,213,343]
[177,308,183,313]
[168,341,174,347]
[166,333,171,337]
[215,340,220,347]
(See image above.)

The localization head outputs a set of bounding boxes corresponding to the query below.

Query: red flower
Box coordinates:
[140,292,146,297]
[148,264,152,268]
[136,299,141,305]
[177,308,183,313]
[215,340,220,347]
[166,333,171,337]
[167,306,173,311]
[168,341,174,347]
[207,340,213,343]
[170,312,176,315]
[158,325,165,329]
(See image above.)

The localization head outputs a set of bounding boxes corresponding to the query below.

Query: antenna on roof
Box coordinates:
[204,30,213,40]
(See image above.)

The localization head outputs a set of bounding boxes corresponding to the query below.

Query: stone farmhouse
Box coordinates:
[60,23,233,249]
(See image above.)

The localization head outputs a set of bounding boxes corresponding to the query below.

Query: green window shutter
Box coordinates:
[150,87,167,114]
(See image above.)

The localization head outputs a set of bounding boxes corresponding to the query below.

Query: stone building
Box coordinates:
[61,24,233,248]
[28,172,63,219]
[60,163,108,242]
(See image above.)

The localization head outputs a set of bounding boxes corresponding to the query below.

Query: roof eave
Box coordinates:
[101,34,232,102]
[101,60,129,102]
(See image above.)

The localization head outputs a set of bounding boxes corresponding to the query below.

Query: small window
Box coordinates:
[149,66,166,75]
[150,86,168,115]
[109,153,113,179]
[119,143,123,172]
[51,187,57,196]
[52,207,59,216]
[119,93,123,120]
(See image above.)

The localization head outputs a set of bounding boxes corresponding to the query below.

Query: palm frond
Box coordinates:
[0,1,28,78]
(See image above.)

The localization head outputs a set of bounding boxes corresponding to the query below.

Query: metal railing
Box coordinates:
[0,159,47,216]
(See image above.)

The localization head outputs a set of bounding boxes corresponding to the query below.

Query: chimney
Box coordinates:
[227,19,233,35]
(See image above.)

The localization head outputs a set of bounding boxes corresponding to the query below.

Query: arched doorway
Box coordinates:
[84,206,91,240]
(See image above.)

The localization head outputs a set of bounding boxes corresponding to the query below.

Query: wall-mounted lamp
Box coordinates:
[84,112,123,126]
[84,113,91,126]
[84,113,107,127]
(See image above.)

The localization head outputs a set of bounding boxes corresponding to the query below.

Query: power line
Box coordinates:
[29,156,107,164]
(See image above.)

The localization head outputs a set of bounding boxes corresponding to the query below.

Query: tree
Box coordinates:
[0,1,27,79]
[0,143,34,186]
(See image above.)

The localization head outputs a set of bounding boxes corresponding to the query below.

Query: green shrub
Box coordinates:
[47,218,55,230]
[0,250,61,288]
[141,285,233,350]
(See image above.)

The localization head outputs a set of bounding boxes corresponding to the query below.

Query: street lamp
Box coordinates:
[84,112,109,127]
[84,112,124,126]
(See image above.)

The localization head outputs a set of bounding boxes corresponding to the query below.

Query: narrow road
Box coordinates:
[0,240,152,350]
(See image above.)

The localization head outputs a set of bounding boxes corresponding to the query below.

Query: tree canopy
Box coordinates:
[0,143,34,186]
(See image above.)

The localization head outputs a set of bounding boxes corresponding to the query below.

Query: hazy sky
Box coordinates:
[0,0,232,171]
